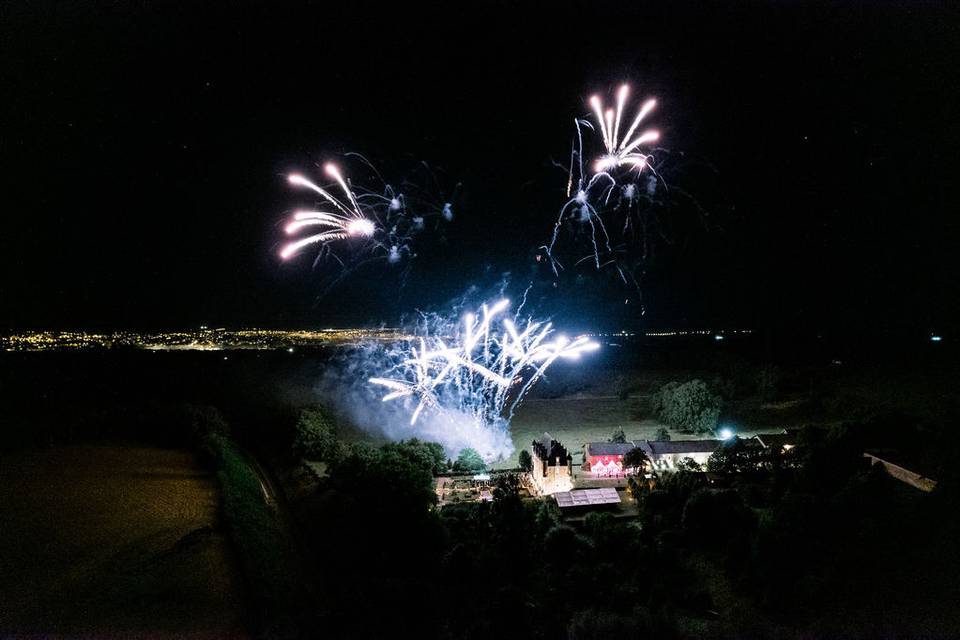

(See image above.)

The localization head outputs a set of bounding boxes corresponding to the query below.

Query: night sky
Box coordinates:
[2,2,958,334]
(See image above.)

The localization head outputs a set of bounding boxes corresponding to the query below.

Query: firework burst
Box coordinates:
[543,83,667,287]
[367,297,599,460]
[279,156,456,298]
[280,164,378,260]
[587,84,659,174]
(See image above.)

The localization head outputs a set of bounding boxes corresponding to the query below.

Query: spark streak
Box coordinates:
[280,164,377,260]
[543,82,666,284]
[368,298,599,459]
[589,85,659,173]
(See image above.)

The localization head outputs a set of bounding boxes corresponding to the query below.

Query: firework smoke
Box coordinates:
[325,296,598,462]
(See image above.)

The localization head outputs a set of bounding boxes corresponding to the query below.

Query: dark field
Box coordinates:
[0,334,957,637]
[1,332,956,457]
[0,445,247,637]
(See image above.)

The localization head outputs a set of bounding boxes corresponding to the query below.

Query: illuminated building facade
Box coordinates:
[638,439,721,471]
[529,433,573,496]
[583,439,723,474]
[582,441,639,477]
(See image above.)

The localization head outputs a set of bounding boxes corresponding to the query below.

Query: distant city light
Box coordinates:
[0,327,409,352]
[719,427,735,440]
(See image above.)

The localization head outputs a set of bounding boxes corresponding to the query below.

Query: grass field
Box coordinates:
[495,395,664,468]
[0,445,248,637]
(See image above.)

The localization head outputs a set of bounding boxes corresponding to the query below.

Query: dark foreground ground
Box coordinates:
[0,445,248,638]
[0,333,957,637]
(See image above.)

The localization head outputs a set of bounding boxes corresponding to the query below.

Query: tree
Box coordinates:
[654,427,671,441]
[682,488,756,549]
[493,472,521,502]
[184,404,230,440]
[652,379,722,434]
[518,449,533,472]
[609,427,627,443]
[492,473,524,524]
[756,364,781,402]
[292,405,337,460]
[568,608,674,639]
[706,436,763,474]
[452,447,486,473]
[622,447,650,473]
[627,475,651,506]
[544,525,592,568]
[614,375,631,401]
[312,440,444,638]
[675,457,703,472]
[385,438,447,476]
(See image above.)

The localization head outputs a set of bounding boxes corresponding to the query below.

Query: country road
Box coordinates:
[240,446,323,606]
[244,450,278,509]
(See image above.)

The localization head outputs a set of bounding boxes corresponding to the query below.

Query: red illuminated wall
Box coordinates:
[587,454,624,466]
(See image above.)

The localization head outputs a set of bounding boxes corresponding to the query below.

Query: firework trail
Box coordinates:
[365,297,599,461]
[281,164,376,260]
[587,85,659,174]
[543,84,664,287]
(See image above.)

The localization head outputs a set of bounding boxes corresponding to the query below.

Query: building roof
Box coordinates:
[754,433,797,449]
[537,432,553,450]
[864,449,937,479]
[532,432,572,465]
[583,439,722,459]
[584,441,639,457]
[864,450,938,493]
[553,487,622,508]
[643,439,721,456]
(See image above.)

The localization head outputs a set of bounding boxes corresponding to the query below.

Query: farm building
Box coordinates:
[864,450,938,493]
[580,430,802,478]
[582,441,640,477]
[638,439,721,470]
[754,429,799,452]
[583,439,722,474]
[553,487,622,510]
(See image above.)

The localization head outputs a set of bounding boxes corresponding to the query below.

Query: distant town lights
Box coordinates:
[0,327,409,352]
